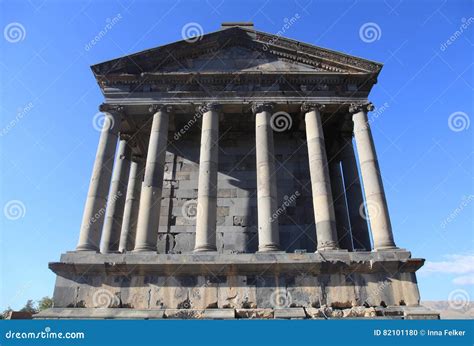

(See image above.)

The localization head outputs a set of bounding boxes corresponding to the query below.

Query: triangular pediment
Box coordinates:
[91,26,382,79]
[156,45,335,73]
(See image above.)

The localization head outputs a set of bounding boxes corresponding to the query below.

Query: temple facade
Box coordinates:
[39,23,437,319]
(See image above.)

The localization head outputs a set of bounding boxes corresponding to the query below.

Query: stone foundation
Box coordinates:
[38,250,438,319]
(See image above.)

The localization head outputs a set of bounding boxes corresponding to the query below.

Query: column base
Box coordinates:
[133,246,157,253]
[193,246,218,252]
[257,244,281,252]
[75,245,99,252]
[315,246,340,252]
[374,246,400,251]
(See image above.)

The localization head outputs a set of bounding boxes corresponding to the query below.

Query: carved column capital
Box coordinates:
[349,102,374,114]
[149,104,173,114]
[251,102,274,114]
[131,154,144,163]
[301,102,325,113]
[99,103,124,114]
[197,102,222,114]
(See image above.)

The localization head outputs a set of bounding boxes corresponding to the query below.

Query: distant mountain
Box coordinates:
[422,301,474,319]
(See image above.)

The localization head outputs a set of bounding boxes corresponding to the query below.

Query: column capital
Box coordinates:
[301,102,325,113]
[99,103,124,114]
[149,104,173,114]
[120,133,132,141]
[349,102,374,114]
[251,102,274,114]
[131,154,144,162]
[197,102,222,114]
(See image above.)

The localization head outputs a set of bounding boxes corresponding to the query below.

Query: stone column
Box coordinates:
[302,103,339,250]
[134,105,171,252]
[194,103,220,252]
[340,134,372,250]
[329,160,353,251]
[100,137,131,253]
[350,102,396,250]
[76,104,121,251]
[119,157,144,252]
[253,102,280,252]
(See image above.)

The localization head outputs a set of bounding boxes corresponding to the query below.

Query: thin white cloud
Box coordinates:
[453,275,474,285]
[420,254,474,286]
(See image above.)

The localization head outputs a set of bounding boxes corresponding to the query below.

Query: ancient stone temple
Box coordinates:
[39,23,438,319]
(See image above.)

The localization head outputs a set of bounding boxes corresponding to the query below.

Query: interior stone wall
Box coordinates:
[156,113,323,254]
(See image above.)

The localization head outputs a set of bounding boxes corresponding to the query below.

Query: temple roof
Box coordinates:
[91,23,383,85]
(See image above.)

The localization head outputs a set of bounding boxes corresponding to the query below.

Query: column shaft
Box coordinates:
[119,159,144,252]
[351,103,396,249]
[194,104,220,252]
[303,103,339,250]
[134,105,170,252]
[101,138,131,253]
[329,161,353,251]
[76,110,119,251]
[253,103,280,251]
[340,135,372,250]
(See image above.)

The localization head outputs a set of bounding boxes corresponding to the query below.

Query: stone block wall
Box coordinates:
[157,113,320,253]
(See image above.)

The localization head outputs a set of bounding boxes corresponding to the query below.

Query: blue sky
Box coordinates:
[0,0,472,310]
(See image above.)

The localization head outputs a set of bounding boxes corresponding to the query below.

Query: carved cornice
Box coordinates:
[251,102,274,114]
[149,104,173,114]
[254,31,382,73]
[301,102,325,113]
[349,102,374,114]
